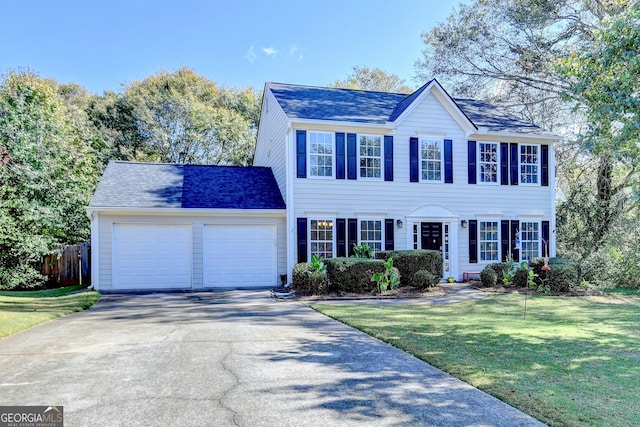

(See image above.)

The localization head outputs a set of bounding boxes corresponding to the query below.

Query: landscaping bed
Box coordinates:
[296,285,448,301]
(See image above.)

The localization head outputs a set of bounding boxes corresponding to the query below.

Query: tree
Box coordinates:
[0,71,100,289]
[330,66,413,93]
[122,67,260,165]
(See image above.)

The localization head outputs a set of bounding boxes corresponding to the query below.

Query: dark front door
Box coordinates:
[421,222,442,251]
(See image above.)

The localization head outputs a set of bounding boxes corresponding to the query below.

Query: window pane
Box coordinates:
[309,132,333,177]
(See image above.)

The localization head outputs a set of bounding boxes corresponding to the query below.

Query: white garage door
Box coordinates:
[113,224,192,290]
[204,224,276,287]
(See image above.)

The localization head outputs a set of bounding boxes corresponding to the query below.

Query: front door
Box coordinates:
[421,222,442,252]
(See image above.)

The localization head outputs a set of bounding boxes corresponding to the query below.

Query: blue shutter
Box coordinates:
[347,133,357,180]
[510,143,519,185]
[541,145,549,187]
[384,135,393,181]
[444,139,453,183]
[385,219,394,250]
[511,219,520,261]
[297,218,307,262]
[296,130,306,178]
[335,133,345,180]
[469,220,478,263]
[500,143,509,185]
[347,219,357,256]
[336,218,346,257]
[468,141,476,184]
[501,220,510,261]
[410,137,419,182]
[542,220,550,257]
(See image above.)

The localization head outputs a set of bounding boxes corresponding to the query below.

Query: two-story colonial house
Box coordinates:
[254,79,558,282]
[88,79,557,291]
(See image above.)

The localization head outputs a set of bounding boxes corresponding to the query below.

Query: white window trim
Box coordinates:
[478,219,500,262]
[357,217,385,254]
[519,143,541,186]
[519,219,541,261]
[308,131,335,179]
[357,134,384,181]
[419,137,444,183]
[477,141,500,185]
[308,217,335,260]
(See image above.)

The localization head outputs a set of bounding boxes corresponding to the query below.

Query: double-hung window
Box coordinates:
[520,144,539,184]
[479,142,498,183]
[520,221,540,261]
[360,219,383,253]
[309,132,333,177]
[359,135,382,179]
[479,221,499,261]
[310,219,333,259]
[420,138,442,181]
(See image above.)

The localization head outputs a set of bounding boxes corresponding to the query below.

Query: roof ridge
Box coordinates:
[268,81,408,96]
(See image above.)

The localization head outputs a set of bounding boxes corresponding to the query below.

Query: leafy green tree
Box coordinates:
[0,71,100,289]
[122,67,260,165]
[331,66,413,93]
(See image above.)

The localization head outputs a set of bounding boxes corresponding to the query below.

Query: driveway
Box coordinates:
[0,290,544,426]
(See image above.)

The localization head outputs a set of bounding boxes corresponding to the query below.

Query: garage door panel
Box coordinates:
[204,224,276,287]
[113,224,192,289]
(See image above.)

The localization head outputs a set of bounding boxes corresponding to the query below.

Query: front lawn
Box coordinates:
[0,286,100,338]
[313,293,640,427]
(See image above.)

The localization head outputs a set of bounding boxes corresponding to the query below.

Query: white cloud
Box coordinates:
[288,44,303,60]
[245,44,257,63]
[262,47,278,56]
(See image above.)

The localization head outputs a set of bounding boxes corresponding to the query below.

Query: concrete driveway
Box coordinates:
[0,290,544,426]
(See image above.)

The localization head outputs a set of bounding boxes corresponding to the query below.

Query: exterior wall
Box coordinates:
[254,88,290,200]
[286,91,556,280]
[91,210,286,290]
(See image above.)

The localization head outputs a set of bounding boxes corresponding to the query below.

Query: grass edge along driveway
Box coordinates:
[313,293,640,427]
[0,286,101,338]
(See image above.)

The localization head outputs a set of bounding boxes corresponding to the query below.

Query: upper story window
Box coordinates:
[359,135,382,179]
[520,144,539,184]
[309,132,333,177]
[520,221,540,261]
[479,142,498,183]
[479,220,499,261]
[420,138,442,182]
[310,219,333,259]
[360,219,383,253]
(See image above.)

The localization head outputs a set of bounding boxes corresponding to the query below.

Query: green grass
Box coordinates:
[0,286,100,338]
[313,294,640,427]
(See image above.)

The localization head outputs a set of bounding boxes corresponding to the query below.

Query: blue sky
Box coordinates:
[1,0,466,94]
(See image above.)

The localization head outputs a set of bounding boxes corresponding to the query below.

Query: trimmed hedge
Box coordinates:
[325,258,386,293]
[529,257,580,292]
[414,269,438,289]
[376,250,442,287]
[480,267,498,287]
[292,262,327,295]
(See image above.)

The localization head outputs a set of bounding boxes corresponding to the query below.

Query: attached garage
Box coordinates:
[88,162,286,292]
[204,224,276,287]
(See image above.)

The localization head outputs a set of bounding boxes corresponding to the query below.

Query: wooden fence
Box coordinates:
[41,243,90,286]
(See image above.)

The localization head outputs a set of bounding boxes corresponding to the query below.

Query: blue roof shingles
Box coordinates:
[90,162,285,210]
[269,81,550,135]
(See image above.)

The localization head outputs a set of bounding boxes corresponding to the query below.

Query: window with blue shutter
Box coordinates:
[335,133,345,180]
[469,220,478,263]
[296,130,306,178]
[510,143,519,185]
[500,143,509,185]
[385,219,395,250]
[336,218,347,257]
[347,133,357,180]
[347,218,357,256]
[541,145,549,187]
[384,135,393,181]
[444,139,453,183]
[410,137,419,182]
[468,141,476,184]
[297,218,307,262]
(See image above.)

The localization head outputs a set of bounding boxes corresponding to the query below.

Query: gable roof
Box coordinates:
[268,81,551,135]
[90,161,285,210]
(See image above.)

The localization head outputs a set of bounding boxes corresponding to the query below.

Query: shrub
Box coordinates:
[292,262,314,293]
[512,267,530,288]
[371,258,401,293]
[480,266,498,287]
[376,250,442,287]
[487,263,509,285]
[414,269,438,289]
[529,257,581,292]
[352,244,374,259]
[325,258,386,293]
[307,271,328,295]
